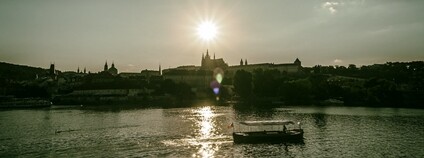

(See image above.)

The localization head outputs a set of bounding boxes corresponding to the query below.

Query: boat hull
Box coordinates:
[233,129,304,144]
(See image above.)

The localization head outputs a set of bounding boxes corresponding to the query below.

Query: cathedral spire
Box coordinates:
[104,61,108,71]
[205,49,210,59]
[159,64,162,75]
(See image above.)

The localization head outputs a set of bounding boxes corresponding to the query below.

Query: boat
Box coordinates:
[232,120,304,144]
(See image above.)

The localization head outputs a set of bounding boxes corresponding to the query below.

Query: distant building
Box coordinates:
[226,58,302,77]
[103,61,118,75]
[119,65,161,81]
[162,49,302,88]
[140,69,160,78]
[201,49,229,70]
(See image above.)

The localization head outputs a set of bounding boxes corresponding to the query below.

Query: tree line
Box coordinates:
[231,61,424,108]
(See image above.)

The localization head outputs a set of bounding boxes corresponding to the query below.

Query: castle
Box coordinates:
[201,49,228,70]
[162,49,302,88]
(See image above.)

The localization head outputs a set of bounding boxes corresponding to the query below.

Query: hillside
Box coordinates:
[0,62,48,81]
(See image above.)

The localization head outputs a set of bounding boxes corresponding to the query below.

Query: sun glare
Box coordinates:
[197,21,218,41]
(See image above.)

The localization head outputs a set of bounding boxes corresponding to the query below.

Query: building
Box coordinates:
[226,58,302,77]
[103,61,118,75]
[162,49,302,88]
[201,49,229,70]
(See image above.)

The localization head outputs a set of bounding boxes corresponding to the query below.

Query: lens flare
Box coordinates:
[213,88,220,95]
[216,73,223,83]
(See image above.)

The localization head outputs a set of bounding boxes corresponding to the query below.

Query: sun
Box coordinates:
[197,21,218,41]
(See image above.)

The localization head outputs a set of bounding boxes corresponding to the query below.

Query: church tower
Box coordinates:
[104,61,108,71]
[240,59,244,66]
[49,63,55,76]
[201,53,205,66]
[159,64,162,76]
[294,58,301,66]
[205,49,210,59]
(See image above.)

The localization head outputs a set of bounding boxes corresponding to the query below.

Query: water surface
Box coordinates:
[1,105,423,157]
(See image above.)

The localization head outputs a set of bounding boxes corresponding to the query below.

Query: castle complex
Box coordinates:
[162,49,302,88]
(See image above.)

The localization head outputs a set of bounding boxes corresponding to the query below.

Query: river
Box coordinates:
[1,105,423,157]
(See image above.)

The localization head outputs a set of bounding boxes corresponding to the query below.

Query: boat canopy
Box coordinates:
[239,120,295,126]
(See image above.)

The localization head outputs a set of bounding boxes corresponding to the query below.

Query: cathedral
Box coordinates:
[201,49,228,70]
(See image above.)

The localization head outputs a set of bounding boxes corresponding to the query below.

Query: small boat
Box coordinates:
[232,120,303,144]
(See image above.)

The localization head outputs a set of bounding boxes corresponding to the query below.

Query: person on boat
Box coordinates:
[283,125,287,133]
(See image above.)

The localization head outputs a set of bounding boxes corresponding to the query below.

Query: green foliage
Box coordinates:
[233,70,252,98]
[252,69,280,97]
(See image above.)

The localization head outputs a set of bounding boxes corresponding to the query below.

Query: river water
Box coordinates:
[1,105,423,157]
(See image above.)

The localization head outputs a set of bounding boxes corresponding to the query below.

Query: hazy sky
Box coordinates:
[1,0,423,72]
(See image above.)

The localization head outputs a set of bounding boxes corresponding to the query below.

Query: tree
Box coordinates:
[233,70,253,98]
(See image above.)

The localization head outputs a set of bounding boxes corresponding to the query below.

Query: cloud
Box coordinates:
[334,59,343,63]
[322,1,341,14]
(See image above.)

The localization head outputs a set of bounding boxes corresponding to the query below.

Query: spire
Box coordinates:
[214,53,215,60]
[245,59,248,65]
[159,64,162,75]
[205,49,210,59]
[294,58,301,66]
[84,67,86,74]
[104,61,108,71]
[77,67,80,73]
[111,61,115,68]
[240,59,244,66]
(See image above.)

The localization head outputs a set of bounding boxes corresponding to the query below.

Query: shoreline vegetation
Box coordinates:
[1,61,423,109]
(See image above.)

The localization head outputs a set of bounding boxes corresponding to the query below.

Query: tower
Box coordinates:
[77,67,80,73]
[245,59,248,65]
[104,61,108,71]
[240,59,244,66]
[159,64,162,76]
[294,58,301,66]
[84,67,86,74]
[201,53,205,66]
[205,49,210,59]
[49,63,55,76]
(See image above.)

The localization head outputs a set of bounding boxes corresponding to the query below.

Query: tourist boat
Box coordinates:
[232,120,304,144]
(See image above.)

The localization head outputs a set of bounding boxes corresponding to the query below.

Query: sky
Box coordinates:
[1,0,423,72]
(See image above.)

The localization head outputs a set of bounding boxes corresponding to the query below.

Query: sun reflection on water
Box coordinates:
[193,106,219,158]
[198,106,213,138]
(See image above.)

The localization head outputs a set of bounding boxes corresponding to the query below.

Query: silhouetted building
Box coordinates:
[103,61,118,75]
[201,49,229,70]
[104,61,108,71]
[162,49,302,88]
[49,63,55,76]
[108,62,118,75]
[226,58,302,77]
